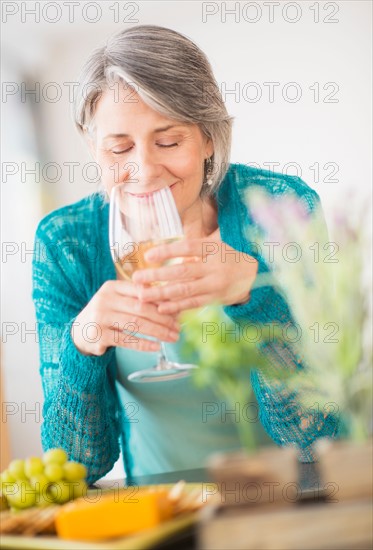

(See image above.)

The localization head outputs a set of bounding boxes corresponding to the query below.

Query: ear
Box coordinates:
[205,138,214,159]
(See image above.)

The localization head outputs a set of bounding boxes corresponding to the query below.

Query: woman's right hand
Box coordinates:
[71,280,180,356]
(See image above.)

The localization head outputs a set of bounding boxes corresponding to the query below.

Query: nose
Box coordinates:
[125,145,164,191]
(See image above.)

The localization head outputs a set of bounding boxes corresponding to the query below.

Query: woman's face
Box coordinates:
[88,84,213,218]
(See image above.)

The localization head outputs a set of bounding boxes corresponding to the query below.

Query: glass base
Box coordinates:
[128,362,197,383]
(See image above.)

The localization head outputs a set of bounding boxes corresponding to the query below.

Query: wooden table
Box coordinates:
[195,462,372,550]
[199,497,372,550]
[2,464,371,549]
[97,462,372,550]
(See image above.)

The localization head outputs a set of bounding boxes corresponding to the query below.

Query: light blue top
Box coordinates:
[115,307,243,476]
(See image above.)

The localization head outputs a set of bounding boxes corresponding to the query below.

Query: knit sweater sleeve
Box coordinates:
[219,166,339,460]
[32,202,121,484]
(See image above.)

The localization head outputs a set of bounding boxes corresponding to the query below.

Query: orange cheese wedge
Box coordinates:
[55,488,173,541]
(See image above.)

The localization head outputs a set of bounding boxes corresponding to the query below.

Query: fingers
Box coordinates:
[137,278,206,304]
[132,260,200,286]
[106,312,180,344]
[157,294,211,314]
[103,279,142,298]
[99,280,179,330]
[106,329,161,353]
[143,238,202,263]
[111,295,180,331]
[74,279,182,356]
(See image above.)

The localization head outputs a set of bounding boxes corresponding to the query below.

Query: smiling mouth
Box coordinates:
[127,182,179,196]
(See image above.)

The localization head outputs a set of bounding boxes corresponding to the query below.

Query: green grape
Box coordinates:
[43,448,68,466]
[6,481,36,510]
[24,457,44,478]
[36,491,54,507]
[1,482,17,502]
[8,459,27,480]
[48,481,74,504]
[29,473,50,493]
[36,482,55,507]
[0,470,16,488]
[1,449,89,508]
[71,479,88,500]
[2,481,19,501]
[63,461,87,482]
[44,463,63,482]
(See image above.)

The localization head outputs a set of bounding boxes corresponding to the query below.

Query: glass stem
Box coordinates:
[158,342,168,369]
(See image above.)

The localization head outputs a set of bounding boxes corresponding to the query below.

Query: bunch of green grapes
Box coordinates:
[0,448,88,511]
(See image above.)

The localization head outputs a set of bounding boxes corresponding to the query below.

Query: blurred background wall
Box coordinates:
[1,1,371,477]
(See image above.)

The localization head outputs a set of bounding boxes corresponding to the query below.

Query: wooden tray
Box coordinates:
[0,513,195,550]
[0,483,205,550]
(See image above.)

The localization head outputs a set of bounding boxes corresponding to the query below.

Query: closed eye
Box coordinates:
[112,147,132,155]
[111,143,178,154]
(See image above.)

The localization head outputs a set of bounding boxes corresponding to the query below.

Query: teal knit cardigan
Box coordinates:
[32,164,338,483]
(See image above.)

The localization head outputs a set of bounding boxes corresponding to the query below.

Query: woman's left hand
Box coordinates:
[132,233,258,314]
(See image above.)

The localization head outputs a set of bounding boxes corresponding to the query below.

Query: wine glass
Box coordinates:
[109,184,198,382]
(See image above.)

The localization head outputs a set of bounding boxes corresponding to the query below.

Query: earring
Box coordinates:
[204,156,213,186]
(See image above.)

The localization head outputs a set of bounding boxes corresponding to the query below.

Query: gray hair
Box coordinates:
[73,25,233,193]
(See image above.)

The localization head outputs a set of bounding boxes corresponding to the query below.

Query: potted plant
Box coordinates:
[181,187,372,504]
[246,187,373,501]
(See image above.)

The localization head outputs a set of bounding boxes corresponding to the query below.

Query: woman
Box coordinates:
[33,25,337,483]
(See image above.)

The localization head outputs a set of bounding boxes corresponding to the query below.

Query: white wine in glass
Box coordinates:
[109,184,198,382]
[114,238,182,282]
